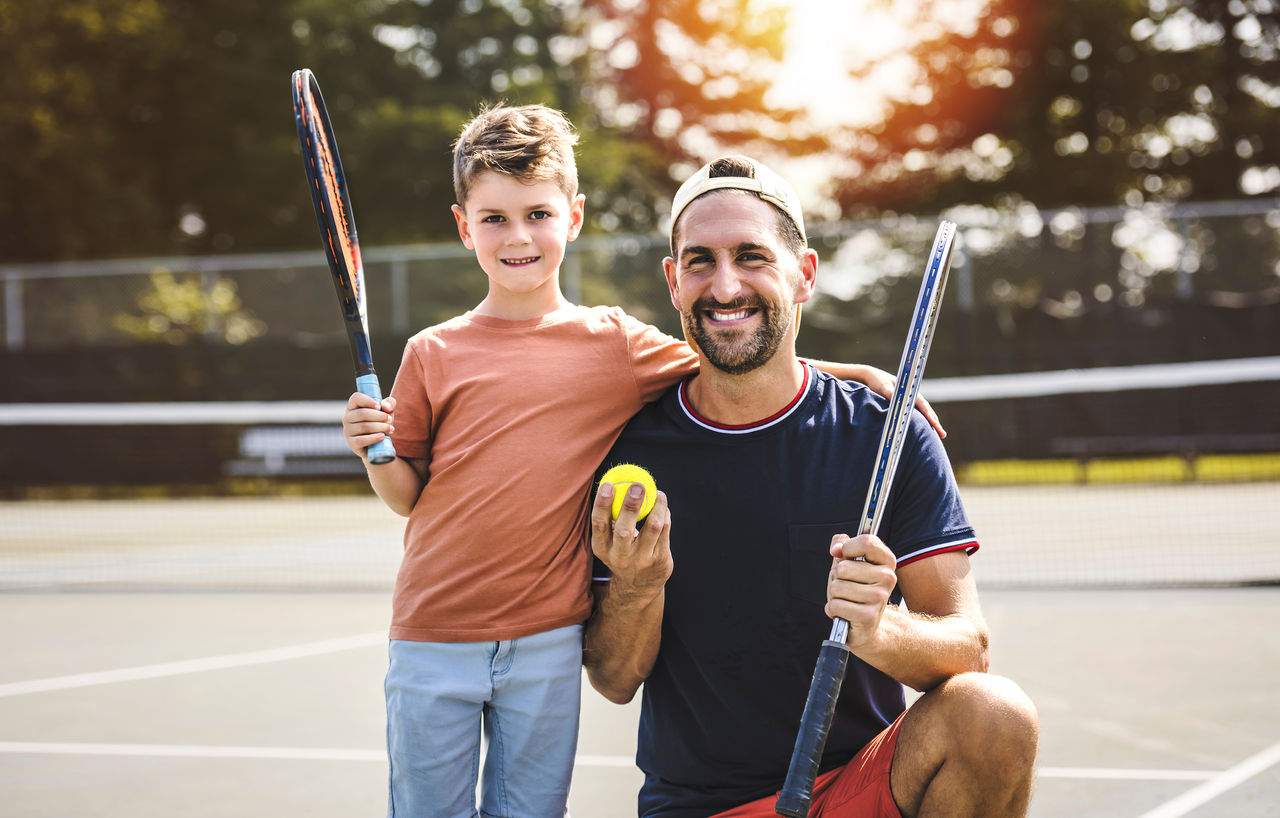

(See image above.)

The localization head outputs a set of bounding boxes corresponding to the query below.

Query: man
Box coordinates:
[584,156,1039,818]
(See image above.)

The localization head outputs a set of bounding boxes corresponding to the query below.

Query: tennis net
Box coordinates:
[1,357,1277,590]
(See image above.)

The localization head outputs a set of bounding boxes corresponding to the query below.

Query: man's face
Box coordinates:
[665,191,816,375]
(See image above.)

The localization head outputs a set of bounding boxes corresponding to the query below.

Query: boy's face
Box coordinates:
[452,171,584,304]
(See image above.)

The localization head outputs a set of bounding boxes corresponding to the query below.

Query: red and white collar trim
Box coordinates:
[678,362,811,434]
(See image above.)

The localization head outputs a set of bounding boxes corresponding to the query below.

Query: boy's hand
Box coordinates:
[855,365,945,439]
[342,392,395,459]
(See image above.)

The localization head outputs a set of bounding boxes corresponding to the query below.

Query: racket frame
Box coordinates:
[291,68,395,465]
[775,220,957,817]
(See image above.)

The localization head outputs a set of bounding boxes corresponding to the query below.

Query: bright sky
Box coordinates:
[766,0,914,129]
[760,0,992,215]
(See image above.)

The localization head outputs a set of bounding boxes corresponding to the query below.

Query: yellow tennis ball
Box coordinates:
[599,463,658,521]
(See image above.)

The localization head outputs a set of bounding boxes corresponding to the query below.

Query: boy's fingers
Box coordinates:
[914,393,946,439]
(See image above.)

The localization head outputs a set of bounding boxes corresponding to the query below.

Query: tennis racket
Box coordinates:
[775,220,957,818]
[291,68,396,465]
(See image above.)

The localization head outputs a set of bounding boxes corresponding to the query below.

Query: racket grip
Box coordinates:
[775,640,852,818]
[355,373,397,465]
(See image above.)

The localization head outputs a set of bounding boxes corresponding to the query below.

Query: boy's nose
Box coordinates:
[506,221,533,245]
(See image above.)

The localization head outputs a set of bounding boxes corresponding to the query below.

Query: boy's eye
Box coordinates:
[529,210,552,221]
[481,214,505,223]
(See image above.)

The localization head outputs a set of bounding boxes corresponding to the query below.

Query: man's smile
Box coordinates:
[701,303,761,325]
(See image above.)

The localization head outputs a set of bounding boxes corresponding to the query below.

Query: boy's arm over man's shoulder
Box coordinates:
[809,359,946,438]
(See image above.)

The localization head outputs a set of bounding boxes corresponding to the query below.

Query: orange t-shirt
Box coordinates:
[387,305,697,642]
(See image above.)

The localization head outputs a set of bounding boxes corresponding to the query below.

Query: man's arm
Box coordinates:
[825,536,989,692]
[583,481,673,704]
[807,360,946,438]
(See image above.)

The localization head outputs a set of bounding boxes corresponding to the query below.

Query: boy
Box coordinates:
[341,104,931,817]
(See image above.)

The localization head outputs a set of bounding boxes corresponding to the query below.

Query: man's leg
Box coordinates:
[889,673,1039,818]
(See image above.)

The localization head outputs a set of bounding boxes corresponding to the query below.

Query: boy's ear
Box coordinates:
[567,193,586,241]
[451,204,475,249]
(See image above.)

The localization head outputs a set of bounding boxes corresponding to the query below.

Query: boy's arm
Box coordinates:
[807,360,946,438]
[342,392,427,516]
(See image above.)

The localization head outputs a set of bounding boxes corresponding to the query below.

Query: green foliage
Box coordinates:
[114,270,266,344]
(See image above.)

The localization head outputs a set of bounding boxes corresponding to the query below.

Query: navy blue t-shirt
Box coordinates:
[595,365,977,818]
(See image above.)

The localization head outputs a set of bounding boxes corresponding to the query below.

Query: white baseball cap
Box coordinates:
[669,156,806,245]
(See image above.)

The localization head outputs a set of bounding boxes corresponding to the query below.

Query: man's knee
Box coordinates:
[934,673,1039,763]
[891,674,1038,816]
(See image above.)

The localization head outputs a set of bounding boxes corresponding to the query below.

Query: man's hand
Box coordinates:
[826,534,898,648]
[591,480,673,599]
[342,392,395,460]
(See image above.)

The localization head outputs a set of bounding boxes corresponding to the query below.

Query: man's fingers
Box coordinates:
[830,533,896,568]
[635,491,669,553]
[590,481,617,557]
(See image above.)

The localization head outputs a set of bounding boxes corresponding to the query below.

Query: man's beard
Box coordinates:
[683,296,793,375]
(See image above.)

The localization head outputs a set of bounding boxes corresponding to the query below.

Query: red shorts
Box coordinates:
[710,712,906,818]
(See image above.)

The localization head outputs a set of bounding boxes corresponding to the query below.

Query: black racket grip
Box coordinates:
[776,639,852,817]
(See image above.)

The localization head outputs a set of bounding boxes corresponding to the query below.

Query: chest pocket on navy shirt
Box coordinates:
[787,521,861,607]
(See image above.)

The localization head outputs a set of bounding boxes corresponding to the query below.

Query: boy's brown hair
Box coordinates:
[452,104,580,206]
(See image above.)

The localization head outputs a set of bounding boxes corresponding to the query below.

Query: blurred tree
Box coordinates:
[0,0,655,262]
[0,1,311,261]
[828,0,1280,213]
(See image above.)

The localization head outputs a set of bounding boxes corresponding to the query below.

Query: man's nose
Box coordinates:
[708,257,746,303]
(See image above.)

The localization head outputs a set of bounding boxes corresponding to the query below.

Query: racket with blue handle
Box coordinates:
[291,68,395,465]
[776,220,956,817]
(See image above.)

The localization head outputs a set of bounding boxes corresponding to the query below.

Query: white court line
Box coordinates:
[0,742,635,768]
[0,742,1226,780]
[1135,739,1280,818]
[1037,767,1214,782]
[0,632,385,697]
[0,742,385,761]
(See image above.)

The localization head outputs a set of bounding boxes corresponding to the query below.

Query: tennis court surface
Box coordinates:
[2,489,1279,817]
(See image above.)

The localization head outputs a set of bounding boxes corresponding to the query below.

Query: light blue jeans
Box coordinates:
[385,623,583,818]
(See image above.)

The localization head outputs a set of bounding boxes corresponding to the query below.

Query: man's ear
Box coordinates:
[663,256,680,311]
[451,204,474,250]
[793,248,818,305]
